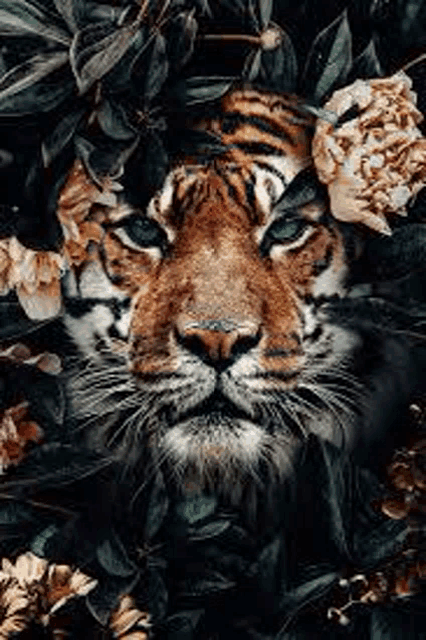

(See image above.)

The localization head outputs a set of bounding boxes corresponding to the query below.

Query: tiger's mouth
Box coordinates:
[172,389,255,428]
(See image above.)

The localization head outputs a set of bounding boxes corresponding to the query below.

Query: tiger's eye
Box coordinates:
[260,215,308,256]
[268,218,305,242]
[122,215,164,247]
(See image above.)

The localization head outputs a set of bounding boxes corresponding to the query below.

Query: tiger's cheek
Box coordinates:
[102,233,159,295]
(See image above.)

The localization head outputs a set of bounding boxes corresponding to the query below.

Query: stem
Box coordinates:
[401,53,426,72]
[201,33,261,46]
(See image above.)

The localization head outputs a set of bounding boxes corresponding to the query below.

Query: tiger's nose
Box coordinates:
[176,321,261,370]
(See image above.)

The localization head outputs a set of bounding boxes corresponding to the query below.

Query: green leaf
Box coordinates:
[144,470,169,540]
[168,11,198,71]
[189,519,230,541]
[145,33,169,103]
[166,610,204,638]
[350,39,382,80]
[42,106,84,166]
[278,572,338,616]
[175,494,217,525]
[0,51,72,115]
[148,563,168,621]
[96,531,137,578]
[0,0,71,44]
[30,524,59,557]
[275,167,326,212]
[302,10,352,102]
[243,48,262,82]
[144,132,169,194]
[249,537,283,595]
[181,570,236,597]
[70,18,142,95]
[185,76,234,106]
[259,0,273,28]
[53,0,81,33]
[97,100,136,141]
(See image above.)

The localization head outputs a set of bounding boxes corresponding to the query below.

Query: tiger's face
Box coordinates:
[61,89,412,495]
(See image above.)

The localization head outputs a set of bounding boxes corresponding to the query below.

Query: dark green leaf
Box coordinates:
[275,166,326,212]
[144,470,169,540]
[104,28,146,94]
[145,33,169,103]
[0,51,70,115]
[0,301,54,340]
[0,0,71,44]
[165,610,204,638]
[249,537,283,595]
[42,106,85,167]
[148,564,168,621]
[87,572,139,626]
[144,132,169,194]
[12,443,112,490]
[96,531,137,578]
[243,48,262,82]
[97,100,136,141]
[53,0,81,33]
[181,570,236,597]
[350,39,382,80]
[175,494,217,525]
[70,18,142,95]
[189,519,230,541]
[279,572,338,615]
[30,524,59,557]
[185,76,234,106]
[168,11,198,70]
[259,0,273,29]
[302,10,352,102]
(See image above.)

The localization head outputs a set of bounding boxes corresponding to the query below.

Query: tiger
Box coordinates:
[58,85,420,507]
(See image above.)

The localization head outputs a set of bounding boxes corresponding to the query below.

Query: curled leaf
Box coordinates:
[0,0,71,44]
[0,51,70,115]
[70,18,142,95]
[97,100,136,141]
[42,106,85,167]
[185,76,234,106]
[144,33,169,103]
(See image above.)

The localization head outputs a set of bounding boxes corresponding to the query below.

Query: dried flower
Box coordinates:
[57,160,122,267]
[0,343,62,375]
[0,403,43,472]
[109,595,151,639]
[0,236,64,320]
[0,552,97,635]
[312,72,426,235]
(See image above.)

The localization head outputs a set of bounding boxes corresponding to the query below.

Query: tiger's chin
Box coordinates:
[158,414,300,499]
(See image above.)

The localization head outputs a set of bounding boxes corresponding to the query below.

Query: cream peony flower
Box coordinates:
[0,552,97,635]
[0,236,64,320]
[312,71,426,235]
[109,594,151,639]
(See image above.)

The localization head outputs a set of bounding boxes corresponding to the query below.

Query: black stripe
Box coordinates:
[222,112,296,146]
[232,141,288,157]
[255,160,287,183]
